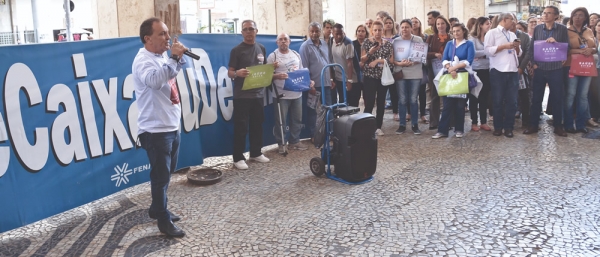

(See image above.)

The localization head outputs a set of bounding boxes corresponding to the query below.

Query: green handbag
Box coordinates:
[437,72,469,96]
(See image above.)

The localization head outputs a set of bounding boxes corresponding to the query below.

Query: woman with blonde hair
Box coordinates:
[382,16,400,121]
[411,17,429,123]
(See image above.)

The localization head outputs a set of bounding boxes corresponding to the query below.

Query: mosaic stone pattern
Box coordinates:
[1,109,600,256]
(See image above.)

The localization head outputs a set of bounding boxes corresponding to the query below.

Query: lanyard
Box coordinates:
[501,29,511,43]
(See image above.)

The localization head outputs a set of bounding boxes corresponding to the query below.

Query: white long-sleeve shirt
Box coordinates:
[132,48,185,134]
[484,25,522,72]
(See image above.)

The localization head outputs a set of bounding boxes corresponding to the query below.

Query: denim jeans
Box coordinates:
[490,69,519,130]
[530,68,565,127]
[564,75,592,130]
[438,96,466,135]
[273,97,303,145]
[397,79,420,127]
[139,130,180,223]
[332,79,348,104]
[306,87,332,137]
[233,98,264,162]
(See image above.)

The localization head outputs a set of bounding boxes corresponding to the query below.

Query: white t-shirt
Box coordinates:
[267,49,303,100]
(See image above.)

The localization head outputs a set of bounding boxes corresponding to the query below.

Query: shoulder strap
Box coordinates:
[452,39,457,59]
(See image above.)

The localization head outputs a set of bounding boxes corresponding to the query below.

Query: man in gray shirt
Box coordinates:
[330,23,356,104]
[299,22,333,137]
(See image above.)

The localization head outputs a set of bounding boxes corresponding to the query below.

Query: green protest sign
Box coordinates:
[242,64,275,90]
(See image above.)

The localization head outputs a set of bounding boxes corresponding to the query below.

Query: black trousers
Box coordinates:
[364,77,389,129]
[347,81,364,108]
[233,98,264,162]
[469,69,491,125]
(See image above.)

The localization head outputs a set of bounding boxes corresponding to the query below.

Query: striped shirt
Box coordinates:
[527,22,569,70]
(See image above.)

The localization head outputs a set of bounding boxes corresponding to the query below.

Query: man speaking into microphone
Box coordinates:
[132,17,186,237]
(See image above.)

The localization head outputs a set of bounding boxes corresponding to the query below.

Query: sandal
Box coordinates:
[421,116,429,124]
[393,113,400,121]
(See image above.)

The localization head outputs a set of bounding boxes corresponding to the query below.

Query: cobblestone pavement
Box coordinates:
[2,110,600,257]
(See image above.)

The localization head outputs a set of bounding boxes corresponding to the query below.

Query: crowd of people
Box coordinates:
[314,6,600,139]
[131,5,600,237]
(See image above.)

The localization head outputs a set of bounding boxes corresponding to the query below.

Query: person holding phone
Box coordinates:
[484,13,522,138]
[361,20,394,136]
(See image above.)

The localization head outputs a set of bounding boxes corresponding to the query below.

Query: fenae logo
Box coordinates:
[111,162,151,187]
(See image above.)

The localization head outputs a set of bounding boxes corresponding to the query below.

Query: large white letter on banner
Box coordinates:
[91,78,133,154]
[0,115,9,177]
[191,49,218,126]
[4,63,49,171]
[77,81,103,158]
[47,84,88,165]
[217,66,233,121]
[122,74,138,142]
[180,69,200,132]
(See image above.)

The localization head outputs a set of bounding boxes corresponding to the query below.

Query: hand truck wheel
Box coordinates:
[309,157,325,177]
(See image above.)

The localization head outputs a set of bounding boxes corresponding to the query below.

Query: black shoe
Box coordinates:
[554,128,568,137]
[523,127,539,134]
[577,128,589,133]
[149,209,181,222]
[412,125,421,135]
[504,129,513,138]
[565,128,577,134]
[395,126,406,134]
[493,130,503,136]
[428,126,438,130]
[157,220,186,237]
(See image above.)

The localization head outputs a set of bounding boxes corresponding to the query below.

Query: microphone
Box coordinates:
[184,49,200,60]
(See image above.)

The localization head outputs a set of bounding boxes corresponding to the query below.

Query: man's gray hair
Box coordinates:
[308,22,322,30]
[499,13,514,22]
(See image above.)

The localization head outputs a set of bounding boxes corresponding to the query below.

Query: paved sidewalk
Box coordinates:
[1,111,600,257]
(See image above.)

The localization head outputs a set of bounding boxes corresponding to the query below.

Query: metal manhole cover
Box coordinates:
[187,168,223,185]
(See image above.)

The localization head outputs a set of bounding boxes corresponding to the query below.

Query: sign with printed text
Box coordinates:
[283,68,311,92]
[533,41,568,62]
[569,54,598,76]
[0,34,305,232]
[410,42,428,64]
[242,64,275,90]
[198,0,215,9]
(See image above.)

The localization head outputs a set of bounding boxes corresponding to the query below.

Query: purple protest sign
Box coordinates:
[533,40,568,62]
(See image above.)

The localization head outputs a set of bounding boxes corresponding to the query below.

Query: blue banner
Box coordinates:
[0,34,305,232]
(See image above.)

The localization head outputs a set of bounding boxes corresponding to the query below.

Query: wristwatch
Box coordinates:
[170,54,180,62]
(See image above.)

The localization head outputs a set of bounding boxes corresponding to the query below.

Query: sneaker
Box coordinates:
[376,129,384,136]
[249,154,270,163]
[395,126,406,134]
[278,145,287,154]
[289,142,308,150]
[431,132,447,139]
[455,131,464,138]
[234,160,248,170]
[412,125,421,135]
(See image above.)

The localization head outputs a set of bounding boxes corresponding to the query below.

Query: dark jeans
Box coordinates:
[530,68,565,128]
[347,81,364,107]
[590,67,600,119]
[518,87,531,128]
[469,69,490,125]
[427,65,441,127]
[233,98,264,162]
[139,131,180,223]
[438,96,466,135]
[364,77,389,129]
[388,80,398,114]
[331,79,346,104]
[490,69,519,130]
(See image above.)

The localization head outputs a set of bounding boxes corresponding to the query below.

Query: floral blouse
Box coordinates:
[362,38,393,79]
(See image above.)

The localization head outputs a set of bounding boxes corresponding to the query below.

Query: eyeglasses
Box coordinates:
[242,27,256,32]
